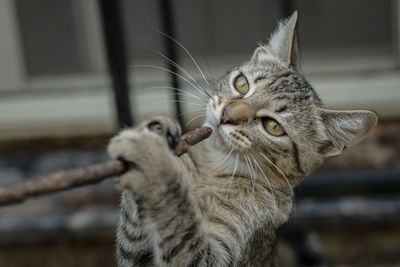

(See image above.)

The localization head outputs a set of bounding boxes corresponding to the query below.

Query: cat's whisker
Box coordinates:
[169,92,206,105]
[177,108,207,118]
[162,99,205,107]
[158,52,211,99]
[247,155,257,192]
[185,113,206,126]
[158,52,198,85]
[200,52,218,94]
[172,93,205,104]
[259,152,294,196]
[249,153,279,219]
[228,153,239,189]
[159,32,211,90]
[243,155,251,187]
[258,152,296,215]
[160,92,205,105]
[130,65,209,99]
[258,153,298,214]
[210,147,233,172]
[220,148,234,167]
[243,155,255,192]
[150,99,205,113]
[141,86,207,103]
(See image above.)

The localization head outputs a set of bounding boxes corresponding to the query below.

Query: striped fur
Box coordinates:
[109,12,377,266]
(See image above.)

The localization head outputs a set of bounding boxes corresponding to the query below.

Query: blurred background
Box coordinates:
[0,0,399,266]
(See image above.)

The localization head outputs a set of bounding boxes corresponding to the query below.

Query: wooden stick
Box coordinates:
[0,126,212,206]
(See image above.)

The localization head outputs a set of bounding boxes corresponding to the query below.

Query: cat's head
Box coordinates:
[204,12,377,186]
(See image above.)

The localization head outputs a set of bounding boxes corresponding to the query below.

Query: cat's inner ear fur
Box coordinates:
[317,108,378,157]
[251,11,299,70]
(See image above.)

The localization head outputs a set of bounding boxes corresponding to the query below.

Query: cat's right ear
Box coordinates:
[317,108,378,157]
[251,11,299,70]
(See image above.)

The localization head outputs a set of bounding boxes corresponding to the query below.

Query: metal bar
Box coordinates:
[0,0,25,90]
[392,0,400,69]
[98,0,133,128]
[296,169,400,198]
[158,0,184,127]
[287,196,400,228]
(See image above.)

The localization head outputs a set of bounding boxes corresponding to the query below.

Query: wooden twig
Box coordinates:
[0,126,212,206]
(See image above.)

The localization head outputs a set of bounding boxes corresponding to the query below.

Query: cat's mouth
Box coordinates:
[217,124,251,151]
[205,121,225,145]
[204,101,251,151]
[203,117,238,150]
[216,124,228,143]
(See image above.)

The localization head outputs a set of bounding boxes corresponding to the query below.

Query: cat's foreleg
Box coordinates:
[110,116,181,266]
[108,116,235,266]
[116,188,155,267]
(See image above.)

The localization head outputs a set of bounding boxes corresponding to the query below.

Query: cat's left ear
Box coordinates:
[251,11,299,70]
[317,107,378,157]
[269,11,299,70]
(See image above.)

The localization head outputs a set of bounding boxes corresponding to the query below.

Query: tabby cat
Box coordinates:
[108,12,377,266]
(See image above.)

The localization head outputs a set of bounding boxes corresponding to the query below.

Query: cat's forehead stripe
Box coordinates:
[268,71,296,89]
[254,74,267,84]
[275,106,287,113]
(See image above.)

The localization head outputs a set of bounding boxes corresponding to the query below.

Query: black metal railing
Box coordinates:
[98,0,133,128]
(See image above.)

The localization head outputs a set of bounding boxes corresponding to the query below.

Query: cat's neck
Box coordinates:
[197,137,296,195]
[187,141,295,227]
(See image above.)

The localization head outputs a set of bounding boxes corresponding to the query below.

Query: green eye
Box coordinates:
[234,75,249,95]
[263,118,285,136]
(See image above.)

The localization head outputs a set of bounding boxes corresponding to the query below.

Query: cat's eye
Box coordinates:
[263,118,285,136]
[234,75,249,95]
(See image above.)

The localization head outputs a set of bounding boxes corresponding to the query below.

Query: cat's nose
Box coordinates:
[220,102,256,125]
[220,108,234,125]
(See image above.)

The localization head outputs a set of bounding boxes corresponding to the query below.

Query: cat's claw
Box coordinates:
[145,116,182,150]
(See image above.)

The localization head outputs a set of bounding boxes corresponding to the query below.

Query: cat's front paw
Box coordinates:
[108,116,182,193]
[142,115,182,151]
